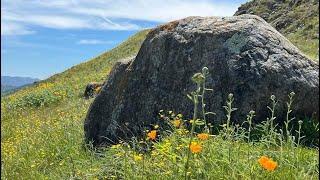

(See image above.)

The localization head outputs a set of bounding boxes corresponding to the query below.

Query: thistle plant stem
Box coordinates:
[285,93,295,144]
[184,86,199,180]
[296,121,302,170]
[270,100,276,139]
[201,80,207,131]
[224,95,234,163]
[226,100,233,140]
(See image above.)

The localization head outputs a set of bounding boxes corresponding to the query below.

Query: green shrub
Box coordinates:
[6,86,73,109]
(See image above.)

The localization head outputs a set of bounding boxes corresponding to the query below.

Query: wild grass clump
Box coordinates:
[3,83,73,109]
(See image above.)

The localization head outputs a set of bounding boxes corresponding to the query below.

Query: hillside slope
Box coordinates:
[1,30,149,104]
[1,30,150,179]
[235,0,319,60]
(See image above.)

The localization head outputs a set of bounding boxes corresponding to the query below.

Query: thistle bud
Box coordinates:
[228,93,234,100]
[270,95,276,101]
[191,73,205,84]
[202,67,209,75]
[249,110,255,115]
[290,92,295,97]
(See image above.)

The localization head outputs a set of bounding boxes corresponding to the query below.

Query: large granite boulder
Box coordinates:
[84,15,319,146]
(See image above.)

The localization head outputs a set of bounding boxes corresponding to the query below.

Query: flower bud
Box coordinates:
[270,95,276,101]
[228,93,234,100]
[290,92,295,97]
[191,73,205,84]
[202,67,209,75]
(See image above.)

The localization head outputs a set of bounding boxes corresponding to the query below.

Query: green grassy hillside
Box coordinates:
[235,0,319,60]
[1,30,149,109]
[1,30,150,179]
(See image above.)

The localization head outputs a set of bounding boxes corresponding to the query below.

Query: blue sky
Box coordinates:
[1,0,248,79]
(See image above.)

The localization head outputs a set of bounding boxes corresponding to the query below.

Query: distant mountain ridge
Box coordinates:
[234,0,319,60]
[1,76,40,94]
[1,76,40,87]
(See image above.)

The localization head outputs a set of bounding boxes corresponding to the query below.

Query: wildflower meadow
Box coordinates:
[1,30,319,180]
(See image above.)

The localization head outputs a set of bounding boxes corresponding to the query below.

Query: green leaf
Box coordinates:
[205,112,216,115]
[195,119,205,125]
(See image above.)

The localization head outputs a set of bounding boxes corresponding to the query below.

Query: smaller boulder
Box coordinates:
[84,82,103,99]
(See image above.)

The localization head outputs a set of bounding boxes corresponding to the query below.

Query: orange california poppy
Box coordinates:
[189,142,202,153]
[258,156,278,171]
[197,133,209,140]
[147,130,157,140]
[258,156,269,165]
[263,159,278,171]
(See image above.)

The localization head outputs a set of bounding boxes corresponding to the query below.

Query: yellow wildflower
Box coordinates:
[95,86,102,93]
[111,144,121,149]
[134,154,143,161]
[151,151,159,156]
[172,119,181,128]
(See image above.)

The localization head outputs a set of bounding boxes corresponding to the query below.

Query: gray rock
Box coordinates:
[84,15,319,146]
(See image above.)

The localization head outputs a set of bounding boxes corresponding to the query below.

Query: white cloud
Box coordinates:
[2,11,141,31]
[77,39,115,45]
[9,15,91,29]
[1,0,243,36]
[1,22,35,35]
[69,0,238,22]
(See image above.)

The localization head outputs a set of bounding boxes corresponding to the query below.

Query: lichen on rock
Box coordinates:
[224,33,249,54]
